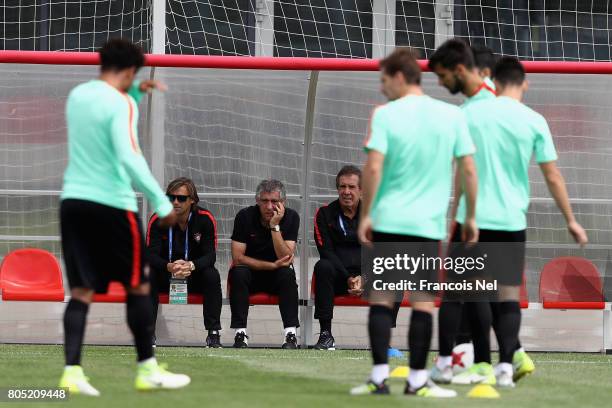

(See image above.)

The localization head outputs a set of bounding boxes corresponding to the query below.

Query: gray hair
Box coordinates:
[255,179,286,200]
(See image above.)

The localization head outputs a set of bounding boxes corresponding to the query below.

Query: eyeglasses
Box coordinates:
[167,194,190,203]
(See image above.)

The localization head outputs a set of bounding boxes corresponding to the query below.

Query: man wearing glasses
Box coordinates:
[146,177,223,348]
[229,179,300,349]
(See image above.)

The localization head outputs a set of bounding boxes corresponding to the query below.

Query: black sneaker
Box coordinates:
[233,332,249,348]
[152,334,157,348]
[314,330,335,350]
[206,330,222,348]
[281,332,298,349]
[350,380,390,395]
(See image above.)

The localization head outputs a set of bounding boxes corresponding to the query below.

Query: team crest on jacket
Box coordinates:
[194,233,201,243]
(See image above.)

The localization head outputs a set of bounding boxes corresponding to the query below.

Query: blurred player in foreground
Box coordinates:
[350,48,478,397]
[59,39,190,395]
[439,52,588,387]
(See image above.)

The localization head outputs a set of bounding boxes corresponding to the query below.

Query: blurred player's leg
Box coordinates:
[130,284,190,391]
[455,305,472,344]
[59,289,100,396]
[432,301,462,384]
[491,301,535,381]
[350,302,393,395]
[451,301,495,385]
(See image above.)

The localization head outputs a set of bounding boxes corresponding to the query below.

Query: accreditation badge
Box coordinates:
[169,278,188,305]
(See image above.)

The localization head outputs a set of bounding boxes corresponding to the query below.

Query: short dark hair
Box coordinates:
[99,38,145,72]
[336,165,362,189]
[471,45,497,73]
[166,177,200,205]
[256,179,286,201]
[492,56,525,87]
[428,39,475,71]
[379,48,421,85]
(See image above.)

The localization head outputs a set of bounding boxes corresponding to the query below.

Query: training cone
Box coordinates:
[467,384,500,399]
[390,366,409,378]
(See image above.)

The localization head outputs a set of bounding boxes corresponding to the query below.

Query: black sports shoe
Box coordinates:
[281,332,298,349]
[314,330,335,350]
[233,332,249,348]
[206,330,222,348]
[350,380,390,395]
[152,334,157,348]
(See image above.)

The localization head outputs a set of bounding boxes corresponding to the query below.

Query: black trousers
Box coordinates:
[229,265,300,329]
[151,266,222,331]
[313,259,351,321]
[313,259,401,327]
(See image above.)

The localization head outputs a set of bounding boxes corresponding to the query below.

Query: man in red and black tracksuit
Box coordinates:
[146,177,223,347]
[313,166,402,350]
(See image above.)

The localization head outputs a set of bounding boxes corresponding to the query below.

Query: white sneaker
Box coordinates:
[405,380,457,398]
[430,365,453,384]
[496,370,516,388]
[59,366,101,397]
[451,362,496,385]
[135,361,191,391]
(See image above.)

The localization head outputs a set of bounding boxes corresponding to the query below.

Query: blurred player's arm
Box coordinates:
[454,111,478,242]
[457,155,477,218]
[358,149,384,245]
[358,107,386,245]
[535,117,587,246]
[314,207,350,279]
[110,98,172,219]
[539,161,588,246]
[450,160,463,222]
[126,80,167,104]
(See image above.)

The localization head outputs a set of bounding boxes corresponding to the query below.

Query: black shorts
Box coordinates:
[450,223,525,286]
[364,231,441,299]
[60,199,149,293]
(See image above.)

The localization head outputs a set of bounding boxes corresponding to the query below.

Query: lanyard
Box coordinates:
[338,214,347,236]
[169,212,191,261]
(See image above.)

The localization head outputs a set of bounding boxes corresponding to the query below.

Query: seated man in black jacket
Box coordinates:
[146,177,223,347]
[313,165,364,350]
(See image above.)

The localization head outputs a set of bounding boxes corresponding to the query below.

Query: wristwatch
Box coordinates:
[189,261,195,271]
[271,225,280,232]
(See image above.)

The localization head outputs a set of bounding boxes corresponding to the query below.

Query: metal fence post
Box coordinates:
[299,70,319,348]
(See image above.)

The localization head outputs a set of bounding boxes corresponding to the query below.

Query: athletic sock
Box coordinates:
[438,301,462,356]
[127,294,155,362]
[496,301,521,364]
[409,310,433,370]
[63,299,89,366]
[436,355,453,370]
[466,302,492,364]
[369,305,394,365]
[370,364,389,385]
[408,369,429,389]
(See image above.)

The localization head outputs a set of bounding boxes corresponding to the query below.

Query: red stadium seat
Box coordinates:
[520,276,529,309]
[0,248,64,301]
[539,256,604,309]
[93,283,206,304]
[92,281,127,302]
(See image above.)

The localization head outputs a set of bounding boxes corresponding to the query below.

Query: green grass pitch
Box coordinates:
[1,344,611,407]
